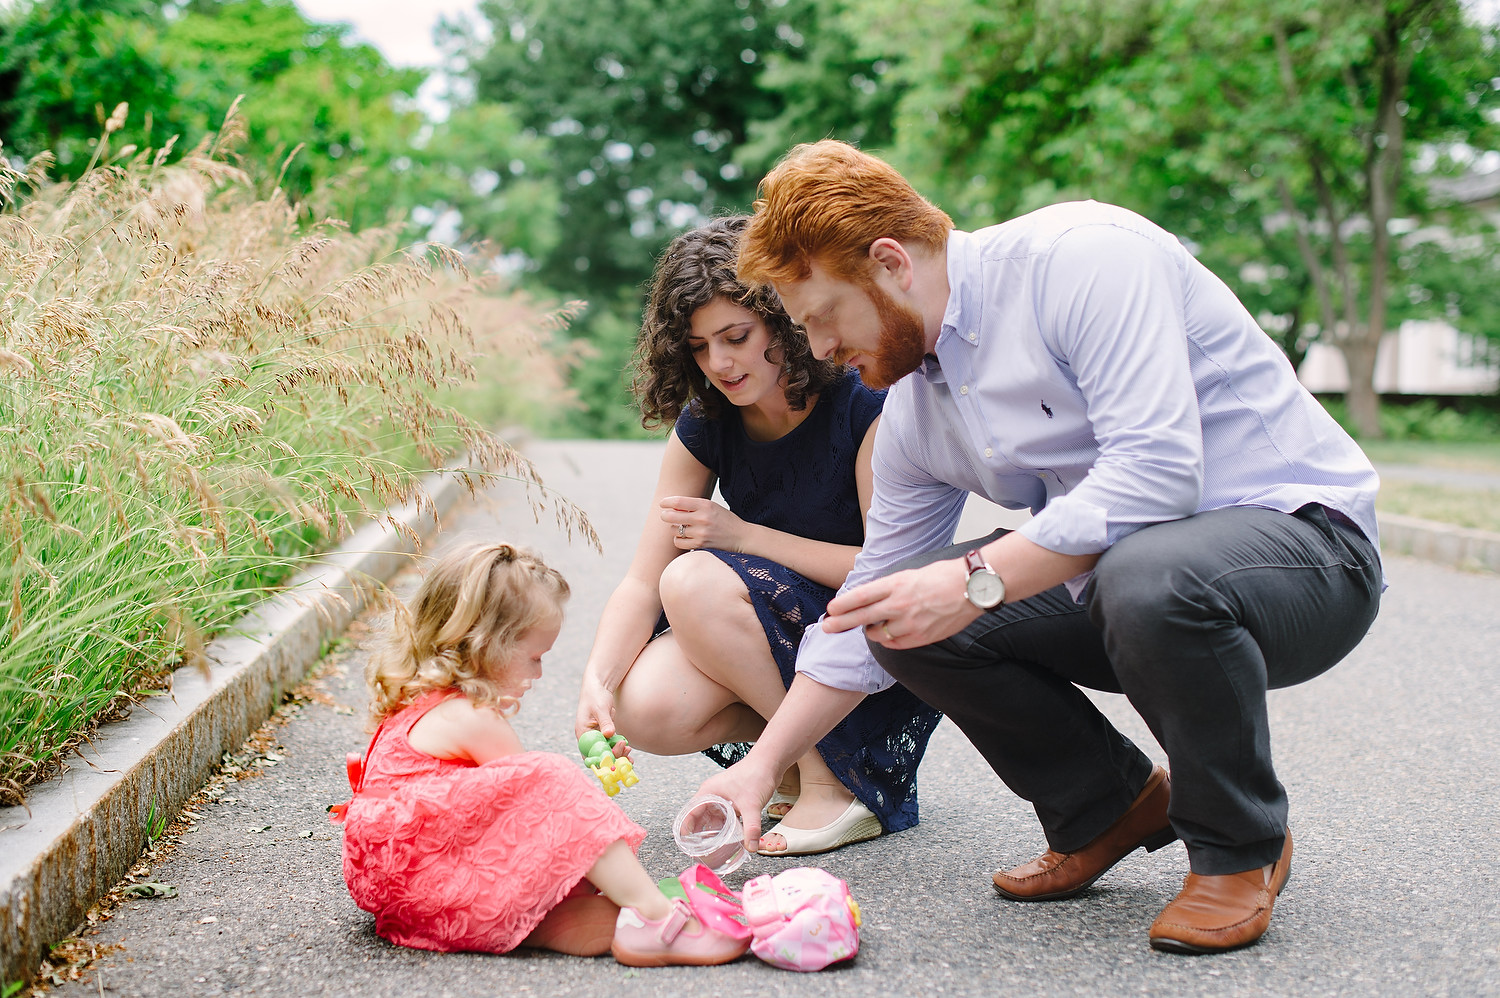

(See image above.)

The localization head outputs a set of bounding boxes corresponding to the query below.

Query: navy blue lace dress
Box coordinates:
[671,370,942,833]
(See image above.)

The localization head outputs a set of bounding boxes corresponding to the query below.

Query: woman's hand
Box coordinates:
[696,754,780,854]
[659,496,748,552]
[574,677,619,740]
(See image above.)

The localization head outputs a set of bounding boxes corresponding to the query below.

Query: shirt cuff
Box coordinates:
[1018,496,1110,555]
[1063,569,1095,603]
[794,618,896,694]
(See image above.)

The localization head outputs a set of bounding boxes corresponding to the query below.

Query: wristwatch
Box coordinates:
[963,549,1006,610]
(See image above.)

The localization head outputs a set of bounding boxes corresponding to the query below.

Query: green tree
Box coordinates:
[0,0,177,170]
[466,0,815,298]
[1106,0,1498,437]
[457,0,833,434]
[1,0,434,233]
[160,0,429,230]
[738,0,904,170]
[396,100,562,266]
[836,0,1499,436]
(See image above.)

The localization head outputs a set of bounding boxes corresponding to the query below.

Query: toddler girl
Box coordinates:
[333,541,748,966]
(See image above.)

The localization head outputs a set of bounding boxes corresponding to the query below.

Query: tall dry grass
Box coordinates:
[0,111,593,804]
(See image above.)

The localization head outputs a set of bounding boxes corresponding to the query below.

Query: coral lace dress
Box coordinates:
[334,690,645,953]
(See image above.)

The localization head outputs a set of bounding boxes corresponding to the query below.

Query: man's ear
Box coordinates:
[868,237,913,291]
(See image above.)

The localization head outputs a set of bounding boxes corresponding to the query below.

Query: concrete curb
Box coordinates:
[1378,512,1500,574]
[0,466,473,986]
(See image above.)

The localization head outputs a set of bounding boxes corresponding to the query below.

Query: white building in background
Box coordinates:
[1299,161,1500,396]
[1298,320,1499,395]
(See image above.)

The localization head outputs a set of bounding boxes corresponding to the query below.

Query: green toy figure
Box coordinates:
[578,730,640,797]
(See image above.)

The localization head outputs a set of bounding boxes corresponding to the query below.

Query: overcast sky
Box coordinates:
[292,0,483,68]
[0,0,1492,67]
[292,0,1499,70]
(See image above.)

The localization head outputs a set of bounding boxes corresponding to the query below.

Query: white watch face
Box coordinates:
[967,570,1005,608]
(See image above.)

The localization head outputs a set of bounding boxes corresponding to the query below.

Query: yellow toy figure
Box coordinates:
[578,731,640,797]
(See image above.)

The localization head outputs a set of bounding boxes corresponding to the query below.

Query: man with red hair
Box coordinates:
[698,140,1382,954]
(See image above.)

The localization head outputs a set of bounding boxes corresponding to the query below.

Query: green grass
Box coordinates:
[1376,480,1500,533]
[0,130,588,804]
[1359,440,1500,475]
[1359,440,1500,533]
[1321,396,1500,445]
[1318,398,1500,533]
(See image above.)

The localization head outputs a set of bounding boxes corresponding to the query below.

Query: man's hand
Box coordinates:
[823,557,982,648]
[695,755,780,854]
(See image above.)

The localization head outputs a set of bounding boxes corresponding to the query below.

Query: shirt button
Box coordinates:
[984,447,993,457]
[959,385,969,395]
[968,331,977,342]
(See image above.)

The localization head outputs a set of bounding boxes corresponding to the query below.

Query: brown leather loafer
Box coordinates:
[993,766,1177,901]
[1149,829,1293,954]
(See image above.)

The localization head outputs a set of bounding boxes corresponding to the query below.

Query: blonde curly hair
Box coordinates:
[366,542,570,723]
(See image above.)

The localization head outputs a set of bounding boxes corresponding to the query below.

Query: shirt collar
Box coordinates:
[939,228,981,353]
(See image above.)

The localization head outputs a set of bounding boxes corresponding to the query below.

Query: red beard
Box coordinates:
[845,280,926,389]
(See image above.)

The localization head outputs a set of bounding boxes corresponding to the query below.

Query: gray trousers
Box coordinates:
[869,503,1382,875]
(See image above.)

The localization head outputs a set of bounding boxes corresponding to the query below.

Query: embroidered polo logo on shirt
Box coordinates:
[1040,400,1054,418]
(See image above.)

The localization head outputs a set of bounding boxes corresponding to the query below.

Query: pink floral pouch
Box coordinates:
[742,867,861,972]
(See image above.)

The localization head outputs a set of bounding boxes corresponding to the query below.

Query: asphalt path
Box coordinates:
[55,440,1500,997]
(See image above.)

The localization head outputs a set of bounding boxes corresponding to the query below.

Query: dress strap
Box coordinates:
[388,688,463,739]
[327,688,461,822]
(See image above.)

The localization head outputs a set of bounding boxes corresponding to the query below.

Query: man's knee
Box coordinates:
[1088,531,1227,669]
[866,631,956,706]
[1094,535,1197,614]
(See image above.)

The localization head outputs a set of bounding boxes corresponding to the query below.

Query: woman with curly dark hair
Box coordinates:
[576,216,940,856]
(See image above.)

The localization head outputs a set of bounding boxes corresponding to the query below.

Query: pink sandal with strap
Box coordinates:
[610,864,751,967]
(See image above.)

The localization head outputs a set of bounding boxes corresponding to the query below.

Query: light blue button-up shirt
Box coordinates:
[797,200,1381,694]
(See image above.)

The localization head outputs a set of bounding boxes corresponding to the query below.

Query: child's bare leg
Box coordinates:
[584,839,675,921]
[594,840,750,968]
[526,839,683,954]
[521,889,618,956]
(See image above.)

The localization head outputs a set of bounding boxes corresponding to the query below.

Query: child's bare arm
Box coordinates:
[453,702,524,763]
[408,698,523,763]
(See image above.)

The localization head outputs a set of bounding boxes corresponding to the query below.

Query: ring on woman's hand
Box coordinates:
[676,523,687,538]
[880,622,893,641]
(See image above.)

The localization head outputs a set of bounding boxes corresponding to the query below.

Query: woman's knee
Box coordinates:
[612,637,748,752]
[613,667,690,746]
[613,686,699,754]
[659,551,749,621]
[615,685,756,754]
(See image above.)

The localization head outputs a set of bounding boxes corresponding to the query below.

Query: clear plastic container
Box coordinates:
[672,794,748,875]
